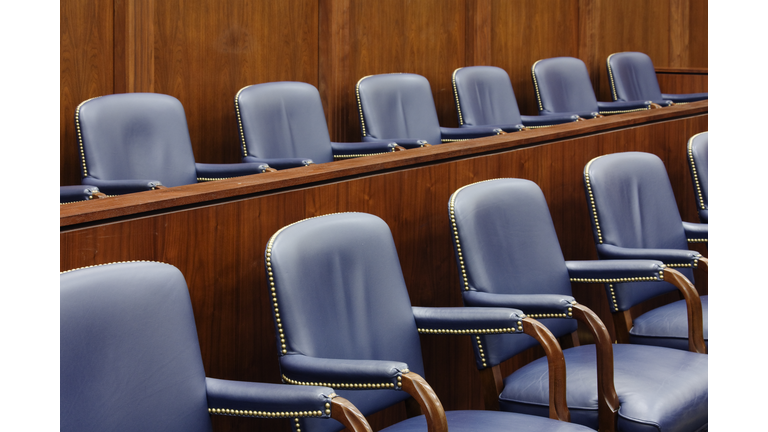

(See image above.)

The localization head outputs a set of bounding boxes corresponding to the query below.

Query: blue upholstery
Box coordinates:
[60,185,101,203]
[61,261,365,432]
[531,57,655,118]
[449,178,708,432]
[236,82,399,167]
[356,73,505,147]
[452,66,580,130]
[687,132,708,223]
[267,212,595,432]
[76,93,270,195]
[584,152,708,350]
[607,52,708,105]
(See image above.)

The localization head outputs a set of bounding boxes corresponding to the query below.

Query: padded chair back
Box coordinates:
[76,93,199,187]
[606,52,665,104]
[531,57,599,115]
[449,179,578,364]
[452,66,524,126]
[267,213,425,432]
[687,132,708,223]
[356,73,442,145]
[236,82,335,164]
[584,152,694,309]
[61,262,212,432]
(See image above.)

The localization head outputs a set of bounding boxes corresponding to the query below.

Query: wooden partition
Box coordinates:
[61,0,708,186]
[61,102,708,432]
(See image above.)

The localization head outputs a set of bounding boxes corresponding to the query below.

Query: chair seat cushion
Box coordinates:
[499,344,707,432]
[630,295,708,351]
[380,410,595,432]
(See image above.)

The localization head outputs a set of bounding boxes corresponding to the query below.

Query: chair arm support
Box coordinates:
[411,306,525,334]
[242,156,313,169]
[521,317,570,422]
[81,177,162,195]
[362,137,429,148]
[195,162,270,180]
[60,185,103,203]
[597,244,704,267]
[460,123,525,132]
[596,100,654,114]
[461,292,575,317]
[682,222,708,243]
[400,372,448,432]
[331,141,401,156]
[279,354,409,390]
[440,126,505,141]
[565,259,666,283]
[662,93,708,103]
[520,114,580,127]
[662,268,707,354]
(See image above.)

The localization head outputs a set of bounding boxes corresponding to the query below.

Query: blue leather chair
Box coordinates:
[687,132,708,223]
[449,178,708,432]
[452,66,581,131]
[356,73,507,147]
[607,52,708,106]
[584,152,708,351]
[60,185,104,204]
[61,261,372,432]
[236,82,402,168]
[531,57,659,119]
[266,212,597,432]
[76,93,273,195]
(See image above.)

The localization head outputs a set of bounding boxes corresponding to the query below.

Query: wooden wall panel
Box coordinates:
[60,0,114,186]
[687,0,708,67]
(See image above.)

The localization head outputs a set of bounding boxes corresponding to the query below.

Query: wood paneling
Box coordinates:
[656,68,708,95]
[62,105,708,432]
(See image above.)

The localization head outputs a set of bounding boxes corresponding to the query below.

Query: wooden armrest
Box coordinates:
[400,372,448,432]
[664,268,707,354]
[331,396,373,432]
[521,317,570,422]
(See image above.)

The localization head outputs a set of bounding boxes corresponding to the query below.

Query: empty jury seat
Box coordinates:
[266,212,597,432]
[687,132,708,223]
[452,66,580,130]
[61,261,372,432]
[356,73,506,147]
[607,52,708,105]
[449,178,708,432]
[584,152,708,351]
[236,82,401,168]
[76,93,271,195]
[60,185,103,204]
[531,57,657,119]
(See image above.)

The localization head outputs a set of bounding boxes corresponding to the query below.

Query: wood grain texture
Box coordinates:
[62,107,707,432]
[656,69,708,95]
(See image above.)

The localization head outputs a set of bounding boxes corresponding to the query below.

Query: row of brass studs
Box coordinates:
[74,97,101,178]
[583,158,603,243]
[451,68,465,125]
[355,76,372,137]
[570,275,660,283]
[609,284,618,311]
[60,260,163,274]
[283,374,400,390]
[687,133,707,210]
[665,262,694,268]
[234,86,250,157]
[687,238,708,243]
[526,311,572,319]
[209,407,326,418]
[333,151,391,160]
[418,327,519,335]
[530,60,544,111]
[598,108,649,115]
[442,138,469,142]
[606,54,619,101]
[475,336,487,368]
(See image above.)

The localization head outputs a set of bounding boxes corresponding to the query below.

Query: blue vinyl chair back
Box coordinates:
[61,262,212,432]
[452,66,524,126]
[267,213,425,432]
[687,132,708,223]
[236,82,335,164]
[450,179,578,363]
[356,73,443,145]
[606,52,665,104]
[531,57,599,115]
[76,93,199,187]
[584,152,695,310]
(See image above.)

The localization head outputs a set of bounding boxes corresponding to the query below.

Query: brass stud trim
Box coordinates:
[583,156,603,243]
[531,60,544,112]
[60,260,169,274]
[570,276,661,283]
[451,68,465,126]
[282,374,398,390]
[598,108,649,115]
[74,96,102,178]
[687,238,708,243]
[234,86,251,157]
[475,335,487,368]
[687,132,707,211]
[606,53,619,101]
[418,327,517,335]
[333,151,391,160]
[442,138,470,143]
[208,407,326,418]
[355,76,373,137]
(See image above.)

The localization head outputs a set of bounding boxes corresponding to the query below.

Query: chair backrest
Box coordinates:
[449,179,578,363]
[452,66,524,127]
[236,82,335,164]
[267,213,424,432]
[531,57,599,115]
[687,132,708,223]
[356,73,442,145]
[606,52,665,104]
[584,152,694,309]
[61,262,212,432]
[76,93,199,187]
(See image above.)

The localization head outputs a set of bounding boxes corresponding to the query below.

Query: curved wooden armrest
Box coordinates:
[497,130,509,135]
[521,317,570,422]
[264,167,278,173]
[697,256,708,271]
[649,103,663,109]
[571,303,619,432]
[593,114,605,119]
[92,192,109,199]
[400,372,448,432]
[152,184,167,190]
[393,145,407,151]
[664,268,707,354]
[575,117,587,121]
[331,396,373,432]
